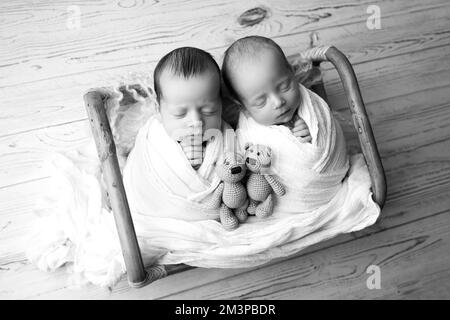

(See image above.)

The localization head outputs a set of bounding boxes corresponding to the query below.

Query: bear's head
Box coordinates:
[244,143,272,173]
[216,152,247,183]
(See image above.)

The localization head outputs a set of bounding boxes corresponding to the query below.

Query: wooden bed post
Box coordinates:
[83,91,149,288]
[324,47,387,208]
[300,46,387,208]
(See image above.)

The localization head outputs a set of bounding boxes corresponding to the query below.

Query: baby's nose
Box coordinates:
[271,94,285,109]
[186,109,202,124]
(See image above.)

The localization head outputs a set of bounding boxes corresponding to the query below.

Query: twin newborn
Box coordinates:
[155,36,312,168]
[128,36,336,228]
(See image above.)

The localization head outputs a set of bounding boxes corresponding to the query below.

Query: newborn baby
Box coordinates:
[123,47,235,222]
[222,36,350,214]
[154,47,223,169]
[222,36,312,142]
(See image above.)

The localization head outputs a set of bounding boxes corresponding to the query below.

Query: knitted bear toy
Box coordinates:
[244,143,286,218]
[214,152,249,230]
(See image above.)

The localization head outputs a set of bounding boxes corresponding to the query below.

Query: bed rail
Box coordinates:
[84,91,149,288]
[300,46,387,208]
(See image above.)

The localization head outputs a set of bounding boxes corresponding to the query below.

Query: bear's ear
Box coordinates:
[244,142,252,151]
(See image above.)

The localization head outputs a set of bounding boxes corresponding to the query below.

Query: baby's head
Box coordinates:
[154,47,222,140]
[222,36,301,126]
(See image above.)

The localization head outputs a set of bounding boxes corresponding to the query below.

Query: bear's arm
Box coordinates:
[263,175,286,197]
[203,182,224,209]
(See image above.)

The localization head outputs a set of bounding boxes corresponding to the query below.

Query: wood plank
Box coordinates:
[1,2,449,137]
[1,0,446,87]
[2,188,448,299]
[0,121,92,188]
[323,45,450,112]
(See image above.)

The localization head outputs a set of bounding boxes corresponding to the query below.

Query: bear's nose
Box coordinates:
[246,157,250,163]
[230,166,242,174]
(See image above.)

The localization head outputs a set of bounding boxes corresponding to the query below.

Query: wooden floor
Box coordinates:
[1,0,449,299]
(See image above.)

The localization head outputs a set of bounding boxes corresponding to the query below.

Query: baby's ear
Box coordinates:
[244,142,252,151]
[265,146,272,158]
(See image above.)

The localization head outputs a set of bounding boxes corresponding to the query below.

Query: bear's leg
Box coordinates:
[220,204,239,230]
[255,193,274,218]
[247,199,258,216]
[235,199,249,223]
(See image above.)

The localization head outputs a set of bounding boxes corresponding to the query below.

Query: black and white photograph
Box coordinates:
[0,0,449,303]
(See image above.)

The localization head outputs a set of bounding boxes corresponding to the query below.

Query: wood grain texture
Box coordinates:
[160,210,450,300]
[1,0,449,299]
[1,0,446,87]
[2,187,448,299]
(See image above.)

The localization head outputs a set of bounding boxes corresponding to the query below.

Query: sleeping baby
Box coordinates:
[222,36,351,214]
[123,47,240,226]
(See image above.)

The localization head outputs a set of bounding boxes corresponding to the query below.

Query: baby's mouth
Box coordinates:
[277,108,292,119]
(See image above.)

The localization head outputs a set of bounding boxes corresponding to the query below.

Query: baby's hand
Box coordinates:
[292,117,312,143]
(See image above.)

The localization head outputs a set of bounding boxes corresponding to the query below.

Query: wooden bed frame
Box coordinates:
[83,46,387,288]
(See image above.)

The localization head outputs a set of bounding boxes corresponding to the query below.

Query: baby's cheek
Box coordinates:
[289,87,301,109]
[204,114,222,132]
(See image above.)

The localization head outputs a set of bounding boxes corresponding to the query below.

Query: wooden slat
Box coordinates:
[2,189,448,299]
[1,1,449,137]
[323,45,450,111]
[0,121,92,188]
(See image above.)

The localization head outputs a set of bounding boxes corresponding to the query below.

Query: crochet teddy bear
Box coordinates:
[244,143,286,218]
[213,152,249,230]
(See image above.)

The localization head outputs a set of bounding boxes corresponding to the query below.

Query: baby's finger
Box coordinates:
[298,135,312,143]
[294,118,306,126]
[293,129,310,137]
[292,124,307,132]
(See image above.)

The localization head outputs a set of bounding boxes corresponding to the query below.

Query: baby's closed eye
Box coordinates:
[253,96,267,108]
[201,107,218,116]
[278,79,291,92]
[173,110,187,118]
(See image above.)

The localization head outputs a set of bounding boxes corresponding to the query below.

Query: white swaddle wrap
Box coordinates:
[27,91,380,288]
[236,83,352,214]
[123,115,227,221]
